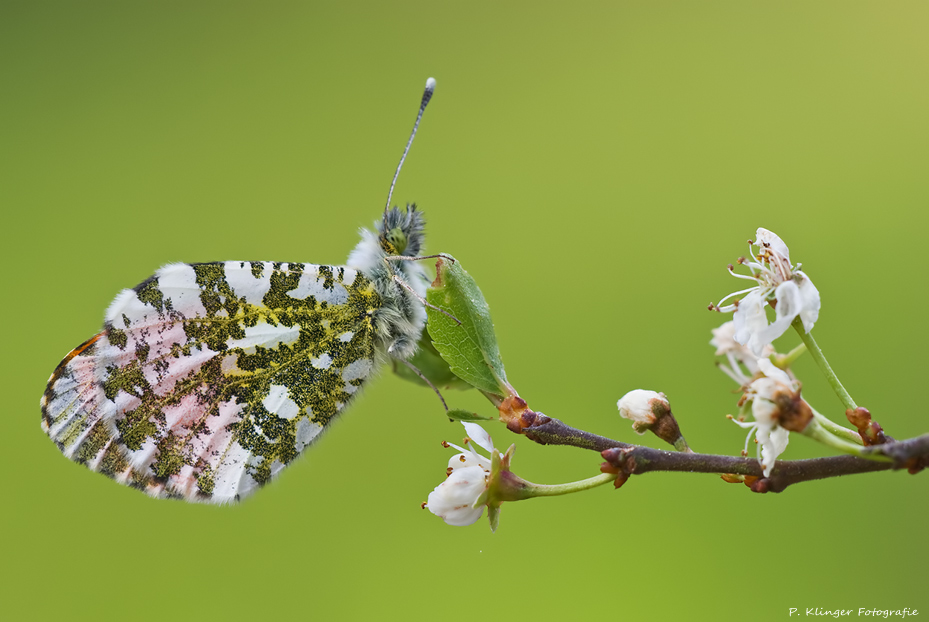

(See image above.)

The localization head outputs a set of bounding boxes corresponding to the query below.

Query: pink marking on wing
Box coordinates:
[146,346,218,397]
[145,322,190,361]
[63,351,99,384]
[189,398,243,471]
[167,465,199,499]
[96,335,143,370]
[162,392,204,433]
[145,480,166,498]
[46,355,106,436]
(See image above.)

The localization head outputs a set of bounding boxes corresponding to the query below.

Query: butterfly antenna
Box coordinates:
[384,77,436,216]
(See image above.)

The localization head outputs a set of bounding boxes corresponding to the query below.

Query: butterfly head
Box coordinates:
[347,204,428,283]
[379,204,425,257]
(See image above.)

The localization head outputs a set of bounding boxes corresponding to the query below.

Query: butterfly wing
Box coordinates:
[41,261,382,503]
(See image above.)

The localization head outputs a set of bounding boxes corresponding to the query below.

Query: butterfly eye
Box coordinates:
[386,227,408,255]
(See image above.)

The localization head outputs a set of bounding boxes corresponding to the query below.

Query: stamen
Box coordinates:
[768,251,792,281]
[728,271,760,283]
[717,360,747,386]
[727,352,749,380]
[716,286,757,308]
[743,261,766,273]
[742,425,757,455]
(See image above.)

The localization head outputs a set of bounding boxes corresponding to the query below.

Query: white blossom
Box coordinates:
[617,389,669,434]
[715,228,820,357]
[710,320,772,384]
[425,466,488,526]
[426,423,494,527]
[730,359,797,477]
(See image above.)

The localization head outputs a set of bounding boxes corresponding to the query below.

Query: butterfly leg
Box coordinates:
[394,356,449,411]
[390,273,461,325]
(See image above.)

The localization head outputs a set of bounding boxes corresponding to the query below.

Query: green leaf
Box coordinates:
[425,256,510,397]
[445,408,494,423]
[390,332,474,391]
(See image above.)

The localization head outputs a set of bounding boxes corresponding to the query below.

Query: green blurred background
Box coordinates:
[3,2,927,620]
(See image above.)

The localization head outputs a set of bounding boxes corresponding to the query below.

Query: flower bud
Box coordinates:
[617,390,690,451]
[617,390,669,434]
[845,407,891,446]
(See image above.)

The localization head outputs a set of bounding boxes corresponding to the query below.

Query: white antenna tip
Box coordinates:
[425,77,436,93]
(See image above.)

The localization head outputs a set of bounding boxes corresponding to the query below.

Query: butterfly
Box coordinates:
[41,78,438,504]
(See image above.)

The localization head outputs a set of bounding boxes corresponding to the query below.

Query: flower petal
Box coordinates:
[711,320,770,376]
[440,505,485,527]
[757,358,791,386]
[447,451,491,472]
[750,388,781,427]
[732,290,770,356]
[758,425,790,477]
[795,272,820,333]
[755,280,801,347]
[710,321,738,356]
[756,228,790,263]
[462,422,494,454]
[426,466,488,526]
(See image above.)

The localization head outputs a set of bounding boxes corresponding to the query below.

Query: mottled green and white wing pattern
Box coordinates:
[41,261,382,503]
